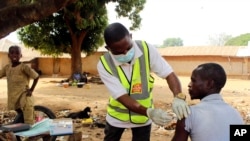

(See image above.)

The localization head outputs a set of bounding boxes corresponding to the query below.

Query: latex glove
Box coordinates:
[172,97,191,120]
[146,108,173,126]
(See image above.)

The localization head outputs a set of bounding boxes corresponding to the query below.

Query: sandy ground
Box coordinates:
[0,74,249,141]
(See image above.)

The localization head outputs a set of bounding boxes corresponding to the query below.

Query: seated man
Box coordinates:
[172,63,244,141]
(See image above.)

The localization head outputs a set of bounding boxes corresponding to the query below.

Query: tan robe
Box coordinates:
[0,63,39,124]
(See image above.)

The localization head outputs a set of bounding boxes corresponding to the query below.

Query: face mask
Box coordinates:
[113,47,135,63]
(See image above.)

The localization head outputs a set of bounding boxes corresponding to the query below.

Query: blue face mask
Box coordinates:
[113,47,135,63]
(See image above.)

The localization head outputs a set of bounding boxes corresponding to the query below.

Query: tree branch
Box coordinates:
[0,0,76,39]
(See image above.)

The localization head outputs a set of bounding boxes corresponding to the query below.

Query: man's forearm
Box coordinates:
[165,72,182,96]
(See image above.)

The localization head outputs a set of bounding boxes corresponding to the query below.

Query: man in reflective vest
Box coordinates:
[97,22,190,141]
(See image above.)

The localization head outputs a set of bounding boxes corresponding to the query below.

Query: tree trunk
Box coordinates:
[71,38,82,75]
[64,7,88,78]
[0,0,76,39]
[70,30,87,76]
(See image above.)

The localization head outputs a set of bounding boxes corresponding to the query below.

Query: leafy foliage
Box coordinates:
[161,37,183,47]
[113,0,146,30]
[18,12,71,56]
[18,1,108,56]
[18,0,146,56]
[225,33,250,46]
[17,0,146,74]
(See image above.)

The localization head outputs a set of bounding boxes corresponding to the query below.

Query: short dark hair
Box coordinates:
[197,63,226,90]
[104,22,129,46]
[8,45,21,52]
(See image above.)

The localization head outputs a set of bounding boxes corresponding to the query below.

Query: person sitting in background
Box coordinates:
[171,62,244,141]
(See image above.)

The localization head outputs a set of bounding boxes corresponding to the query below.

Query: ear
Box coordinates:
[206,79,214,90]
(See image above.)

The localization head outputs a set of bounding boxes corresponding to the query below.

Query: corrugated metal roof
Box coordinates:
[2,38,249,60]
[157,46,248,57]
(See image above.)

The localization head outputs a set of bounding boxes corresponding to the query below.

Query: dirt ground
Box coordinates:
[0,74,249,141]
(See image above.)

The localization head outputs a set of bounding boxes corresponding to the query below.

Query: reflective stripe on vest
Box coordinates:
[100,40,154,124]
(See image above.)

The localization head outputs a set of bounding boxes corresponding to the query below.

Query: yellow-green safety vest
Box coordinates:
[100,40,154,124]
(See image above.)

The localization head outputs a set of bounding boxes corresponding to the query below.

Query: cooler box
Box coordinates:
[49,118,73,136]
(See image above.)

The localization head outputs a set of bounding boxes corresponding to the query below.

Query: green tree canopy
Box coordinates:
[17,0,146,76]
[18,5,107,56]
[161,37,183,47]
[225,33,250,46]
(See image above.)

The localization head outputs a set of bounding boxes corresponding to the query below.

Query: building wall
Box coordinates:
[0,52,9,69]
[163,56,250,79]
[36,53,249,79]
[82,52,105,75]
[38,58,54,75]
[37,52,105,76]
[38,57,71,76]
[58,58,71,75]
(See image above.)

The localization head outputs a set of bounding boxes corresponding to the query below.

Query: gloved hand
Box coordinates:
[172,97,190,120]
[146,108,173,126]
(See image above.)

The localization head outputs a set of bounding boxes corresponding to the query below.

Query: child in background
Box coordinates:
[0,45,39,124]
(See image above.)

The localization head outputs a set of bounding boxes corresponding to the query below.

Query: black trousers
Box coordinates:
[103,122,151,141]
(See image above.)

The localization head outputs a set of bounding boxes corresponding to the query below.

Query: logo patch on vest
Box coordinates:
[131,83,142,94]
